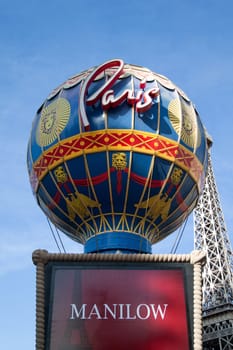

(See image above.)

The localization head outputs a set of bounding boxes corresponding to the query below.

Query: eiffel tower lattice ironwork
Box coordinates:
[193,136,233,349]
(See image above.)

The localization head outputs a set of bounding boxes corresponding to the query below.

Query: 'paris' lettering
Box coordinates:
[78,59,160,130]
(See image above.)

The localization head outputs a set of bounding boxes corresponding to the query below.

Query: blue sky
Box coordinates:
[1,0,233,348]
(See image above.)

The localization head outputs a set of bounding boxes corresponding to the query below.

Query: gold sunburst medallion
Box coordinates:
[36,98,70,147]
[168,98,200,148]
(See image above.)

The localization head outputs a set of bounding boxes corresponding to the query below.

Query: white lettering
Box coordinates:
[69,303,168,320]
[88,304,102,319]
[126,304,136,319]
[118,304,125,319]
[70,303,86,319]
[150,304,168,320]
[103,304,117,319]
[136,304,151,320]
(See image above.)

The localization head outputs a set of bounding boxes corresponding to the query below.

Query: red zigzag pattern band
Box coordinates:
[33,129,203,186]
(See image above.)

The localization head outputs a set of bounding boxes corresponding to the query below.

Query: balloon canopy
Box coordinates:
[27,59,208,253]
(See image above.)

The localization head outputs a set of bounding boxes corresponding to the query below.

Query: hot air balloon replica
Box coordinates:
[27,59,208,254]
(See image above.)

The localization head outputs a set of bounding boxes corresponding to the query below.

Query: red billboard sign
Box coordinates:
[46,264,192,350]
[33,250,205,350]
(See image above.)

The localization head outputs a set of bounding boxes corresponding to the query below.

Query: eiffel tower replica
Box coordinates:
[194,134,233,349]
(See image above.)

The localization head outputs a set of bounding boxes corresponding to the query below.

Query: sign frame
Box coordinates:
[32,250,205,350]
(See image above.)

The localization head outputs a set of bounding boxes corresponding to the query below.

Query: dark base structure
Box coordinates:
[203,307,233,350]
